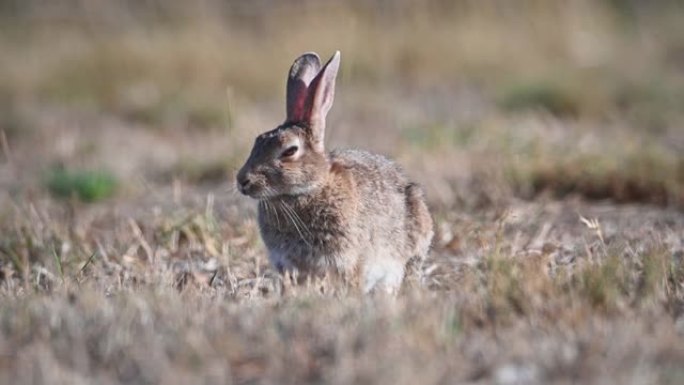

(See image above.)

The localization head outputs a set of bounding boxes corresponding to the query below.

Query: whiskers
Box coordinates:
[260,186,312,247]
[225,169,242,197]
[226,182,241,196]
[224,172,312,247]
[278,200,313,242]
[259,199,281,228]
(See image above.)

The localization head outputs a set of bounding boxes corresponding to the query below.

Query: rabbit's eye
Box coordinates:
[280,146,299,158]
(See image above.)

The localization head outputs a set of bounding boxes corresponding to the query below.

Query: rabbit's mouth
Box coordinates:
[236,178,281,200]
[237,172,265,197]
[237,182,267,199]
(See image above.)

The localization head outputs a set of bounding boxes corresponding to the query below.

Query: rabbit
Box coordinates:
[236,51,433,294]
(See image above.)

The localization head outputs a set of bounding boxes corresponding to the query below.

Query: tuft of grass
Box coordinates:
[576,255,628,311]
[506,142,683,207]
[45,168,118,202]
[496,79,581,117]
[639,248,670,300]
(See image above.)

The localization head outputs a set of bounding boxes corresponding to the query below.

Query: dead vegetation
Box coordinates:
[0,1,683,384]
[1,196,683,384]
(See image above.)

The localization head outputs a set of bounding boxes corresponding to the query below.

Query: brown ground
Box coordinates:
[1,2,683,384]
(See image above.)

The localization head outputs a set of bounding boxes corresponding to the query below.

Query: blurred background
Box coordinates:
[0,0,682,211]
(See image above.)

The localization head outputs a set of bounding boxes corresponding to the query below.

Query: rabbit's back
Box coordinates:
[331,149,409,207]
[331,149,432,263]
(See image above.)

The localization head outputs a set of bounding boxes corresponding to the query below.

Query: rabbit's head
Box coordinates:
[237,51,340,199]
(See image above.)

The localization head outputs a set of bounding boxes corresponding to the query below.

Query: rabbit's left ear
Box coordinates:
[304,51,340,153]
[286,53,321,124]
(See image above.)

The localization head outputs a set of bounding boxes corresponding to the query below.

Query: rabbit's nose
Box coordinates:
[237,174,252,193]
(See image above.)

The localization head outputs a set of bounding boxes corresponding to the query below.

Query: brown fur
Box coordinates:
[237,51,433,293]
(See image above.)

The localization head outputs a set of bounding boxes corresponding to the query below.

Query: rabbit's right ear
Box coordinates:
[286,53,321,123]
[303,51,341,153]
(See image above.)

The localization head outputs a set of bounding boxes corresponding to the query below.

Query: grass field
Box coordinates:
[1,1,683,384]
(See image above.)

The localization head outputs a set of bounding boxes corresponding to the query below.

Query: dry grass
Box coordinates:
[1,1,684,384]
[1,195,683,384]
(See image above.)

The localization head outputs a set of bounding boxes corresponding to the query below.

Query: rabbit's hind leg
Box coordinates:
[405,183,434,261]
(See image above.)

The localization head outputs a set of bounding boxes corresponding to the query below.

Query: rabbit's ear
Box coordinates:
[305,51,340,153]
[286,53,321,123]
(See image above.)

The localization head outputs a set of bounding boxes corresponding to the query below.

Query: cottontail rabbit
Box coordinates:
[237,51,433,293]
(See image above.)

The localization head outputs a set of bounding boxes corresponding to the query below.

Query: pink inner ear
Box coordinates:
[287,78,309,123]
[286,53,321,124]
